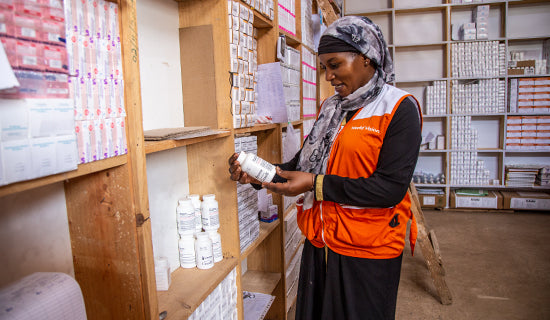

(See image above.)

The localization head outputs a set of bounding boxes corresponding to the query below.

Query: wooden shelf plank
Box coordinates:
[0,155,128,198]
[157,257,238,319]
[242,270,281,294]
[253,10,274,29]
[279,30,301,47]
[241,220,280,260]
[234,123,279,134]
[144,130,231,154]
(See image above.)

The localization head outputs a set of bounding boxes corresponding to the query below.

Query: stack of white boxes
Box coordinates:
[472,5,489,40]
[506,115,550,151]
[303,118,314,140]
[278,0,295,36]
[451,79,505,114]
[300,0,314,49]
[240,0,274,20]
[228,1,258,128]
[281,45,301,122]
[509,77,550,114]
[302,47,317,119]
[451,41,506,78]
[65,0,128,164]
[235,135,260,253]
[450,116,491,185]
[283,206,303,312]
[425,80,447,115]
[187,268,238,320]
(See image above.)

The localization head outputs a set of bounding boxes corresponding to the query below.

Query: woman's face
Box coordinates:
[319,52,375,97]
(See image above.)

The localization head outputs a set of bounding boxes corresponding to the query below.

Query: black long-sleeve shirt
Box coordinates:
[275,96,421,208]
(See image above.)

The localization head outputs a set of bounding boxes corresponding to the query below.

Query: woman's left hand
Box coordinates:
[262,167,315,197]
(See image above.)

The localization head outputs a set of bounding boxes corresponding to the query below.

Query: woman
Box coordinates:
[229,16,422,320]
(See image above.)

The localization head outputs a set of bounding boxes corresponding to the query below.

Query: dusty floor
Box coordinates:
[396,209,550,320]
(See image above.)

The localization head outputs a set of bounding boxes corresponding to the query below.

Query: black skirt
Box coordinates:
[295,239,403,320]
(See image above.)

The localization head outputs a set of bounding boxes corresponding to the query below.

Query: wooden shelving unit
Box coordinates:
[0,0,317,319]
[345,0,550,207]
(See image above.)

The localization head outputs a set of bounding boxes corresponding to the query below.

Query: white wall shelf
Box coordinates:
[345,0,550,208]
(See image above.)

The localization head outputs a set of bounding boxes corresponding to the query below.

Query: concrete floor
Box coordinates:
[397,209,550,320]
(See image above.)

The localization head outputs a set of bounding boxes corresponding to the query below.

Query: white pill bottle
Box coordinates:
[178,235,196,268]
[208,230,223,263]
[195,232,214,269]
[187,194,203,233]
[236,151,276,183]
[177,198,196,236]
[201,194,220,231]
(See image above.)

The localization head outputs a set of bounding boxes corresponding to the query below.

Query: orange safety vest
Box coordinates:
[297,84,422,259]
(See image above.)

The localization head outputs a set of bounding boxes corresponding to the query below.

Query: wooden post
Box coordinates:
[409,183,453,305]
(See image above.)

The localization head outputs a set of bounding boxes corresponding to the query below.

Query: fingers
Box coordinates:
[228,153,239,165]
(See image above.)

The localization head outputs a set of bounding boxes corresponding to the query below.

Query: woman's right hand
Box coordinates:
[228,153,261,185]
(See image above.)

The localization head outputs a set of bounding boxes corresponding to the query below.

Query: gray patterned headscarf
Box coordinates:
[297,16,394,175]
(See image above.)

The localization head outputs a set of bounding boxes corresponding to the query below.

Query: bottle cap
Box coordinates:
[178,198,192,206]
[188,194,200,201]
[203,194,216,201]
[236,151,246,164]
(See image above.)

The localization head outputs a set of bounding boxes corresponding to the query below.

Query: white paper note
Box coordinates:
[256,62,287,123]
[0,43,20,91]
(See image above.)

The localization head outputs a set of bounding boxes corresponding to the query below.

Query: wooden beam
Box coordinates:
[119,0,157,318]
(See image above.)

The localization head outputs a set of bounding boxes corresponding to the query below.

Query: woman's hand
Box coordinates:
[262,167,315,197]
[228,153,261,185]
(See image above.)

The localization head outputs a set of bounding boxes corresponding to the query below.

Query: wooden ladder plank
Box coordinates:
[409,183,453,305]
[315,0,339,26]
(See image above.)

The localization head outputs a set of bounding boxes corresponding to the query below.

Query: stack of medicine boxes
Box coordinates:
[229,1,259,128]
[450,116,491,185]
[281,44,301,122]
[425,80,447,115]
[187,268,238,320]
[235,135,261,253]
[278,0,295,37]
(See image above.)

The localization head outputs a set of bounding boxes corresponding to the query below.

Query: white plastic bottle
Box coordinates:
[195,232,214,269]
[236,151,276,183]
[177,199,196,236]
[201,194,220,231]
[187,194,203,233]
[179,235,196,268]
[208,230,223,263]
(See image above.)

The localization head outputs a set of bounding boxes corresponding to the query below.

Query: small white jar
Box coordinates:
[178,235,196,268]
[177,198,196,236]
[201,194,220,231]
[195,232,214,269]
[236,151,276,183]
[208,230,223,263]
[187,194,203,233]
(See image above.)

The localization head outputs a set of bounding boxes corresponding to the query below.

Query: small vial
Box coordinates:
[195,232,214,269]
[179,235,196,268]
[187,194,203,233]
[236,151,276,183]
[208,230,223,263]
[177,199,195,236]
[201,194,220,231]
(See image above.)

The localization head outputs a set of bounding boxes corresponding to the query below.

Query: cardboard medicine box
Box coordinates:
[450,190,503,209]
[501,191,550,211]
[418,193,446,209]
